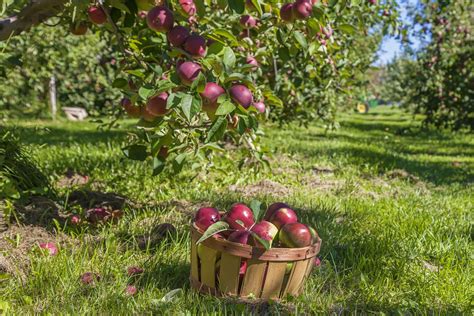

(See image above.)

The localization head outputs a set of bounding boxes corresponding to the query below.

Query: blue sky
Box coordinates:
[374,0,422,65]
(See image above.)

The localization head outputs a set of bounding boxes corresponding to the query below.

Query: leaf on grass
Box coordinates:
[196,221,230,244]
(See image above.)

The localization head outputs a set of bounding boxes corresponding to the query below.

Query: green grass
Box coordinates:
[1,107,473,314]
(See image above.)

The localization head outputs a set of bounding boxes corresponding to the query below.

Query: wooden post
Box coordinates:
[49,75,57,120]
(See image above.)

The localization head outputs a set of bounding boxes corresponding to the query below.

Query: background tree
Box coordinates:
[382,0,473,131]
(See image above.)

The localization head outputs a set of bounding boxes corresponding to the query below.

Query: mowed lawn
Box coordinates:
[1,107,473,314]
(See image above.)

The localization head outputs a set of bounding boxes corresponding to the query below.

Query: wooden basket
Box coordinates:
[189,223,322,300]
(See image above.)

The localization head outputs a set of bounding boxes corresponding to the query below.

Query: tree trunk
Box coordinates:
[49,75,57,120]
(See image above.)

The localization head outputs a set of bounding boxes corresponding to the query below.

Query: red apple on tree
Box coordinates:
[279,222,312,248]
[280,3,295,22]
[179,0,197,16]
[147,6,174,33]
[246,55,259,70]
[224,203,255,230]
[252,101,265,113]
[229,84,253,109]
[146,92,169,116]
[240,15,257,29]
[183,35,207,58]
[70,21,88,35]
[268,207,298,229]
[167,25,190,47]
[177,61,202,85]
[88,6,107,25]
[121,98,142,118]
[250,220,278,247]
[194,207,221,231]
[293,0,312,20]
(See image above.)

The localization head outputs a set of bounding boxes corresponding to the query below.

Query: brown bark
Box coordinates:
[0,0,67,41]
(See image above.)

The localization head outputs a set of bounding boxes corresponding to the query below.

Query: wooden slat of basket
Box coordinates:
[190,238,199,282]
[298,258,315,295]
[281,259,311,297]
[191,225,321,262]
[260,262,287,299]
[219,253,241,295]
[199,245,219,289]
[240,259,267,298]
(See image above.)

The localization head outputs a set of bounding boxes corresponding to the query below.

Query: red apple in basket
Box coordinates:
[264,202,290,220]
[224,203,255,230]
[268,207,297,229]
[279,222,312,248]
[308,225,319,244]
[194,207,220,231]
[228,230,251,245]
[250,220,278,247]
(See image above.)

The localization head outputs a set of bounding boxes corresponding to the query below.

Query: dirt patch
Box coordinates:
[56,169,90,188]
[228,179,293,198]
[386,169,420,183]
[13,196,62,226]
[301,175,342,192]
[312,166,336,175]
[0,224,69,280]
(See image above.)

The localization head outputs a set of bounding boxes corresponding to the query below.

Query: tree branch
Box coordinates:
[0,0,66,41]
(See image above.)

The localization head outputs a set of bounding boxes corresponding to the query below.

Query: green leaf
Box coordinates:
[339,23,357,35]
[180,94,193,121]
[278,47,290,62]
[311,6,325,20]
[112,78,128,89]
[172,153,187,173]
[250,232,271,250]
[207,41,224,55]
[228,0,245,14]
[139,85,155,100]
[223,47,236,69]
[294,31,308,49]
[110,0,130,13]
[166,93,182,109]
[196,221,230,244]
[152,157,166,176]
[205,116,227,142]
[215,100,236,116]
[210,29,239,46]
[249,199,263,221]
[122,145,148,161]
[250,0,263,16]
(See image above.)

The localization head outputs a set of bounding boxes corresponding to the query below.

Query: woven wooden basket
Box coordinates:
[189,223,322,300]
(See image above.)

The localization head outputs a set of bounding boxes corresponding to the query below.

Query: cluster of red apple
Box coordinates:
[83,2,269,123]
[194,202,318,249]
[280,0,316,23]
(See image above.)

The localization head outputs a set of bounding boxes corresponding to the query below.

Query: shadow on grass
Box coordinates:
[7,125,128,146]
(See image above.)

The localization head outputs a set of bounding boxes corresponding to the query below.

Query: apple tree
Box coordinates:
[382,0,472,131]
[0,0,399,173]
